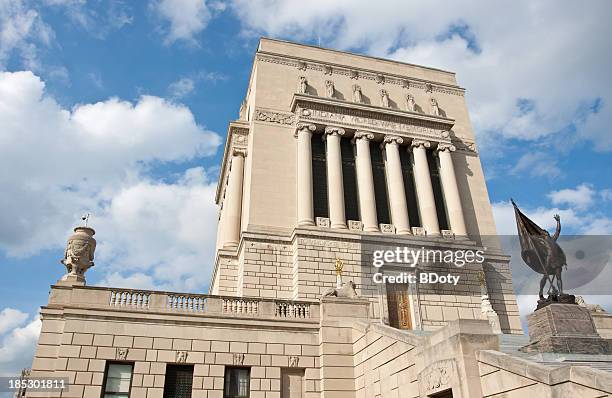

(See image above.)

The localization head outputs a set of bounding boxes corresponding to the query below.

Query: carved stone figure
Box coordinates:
[375,74,385,84]
[512,200,573,308]
[352,84,362,103]
[322,281,358,298]
[60,226,96,284]
[429,98,440,116]
[405,93,416,112]
[576,296,607,313]
[238,101,247,120]
[298,76,308,94]
[380,89,390,107]
[325,80,335,98]
[323,65,332,75]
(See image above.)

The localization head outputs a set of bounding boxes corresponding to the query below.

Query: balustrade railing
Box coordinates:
[222,297,259,315]
[275,301,311,318]
[167,294,207,312]
[109,290,151,308]
[76,287,318,320]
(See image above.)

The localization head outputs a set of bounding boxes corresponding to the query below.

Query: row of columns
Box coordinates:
[295,123,467,237]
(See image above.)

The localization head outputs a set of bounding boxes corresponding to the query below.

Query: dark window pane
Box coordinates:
[427,150,449,230]
[224,367,250,398]
[311,133,329,218]
[399,149,421,227]
[103,363,133,396]
[163,365,193,398]
[370,141,390,224]
[341,137,359,221]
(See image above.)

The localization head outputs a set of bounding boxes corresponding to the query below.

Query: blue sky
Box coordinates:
[0,0,611,375]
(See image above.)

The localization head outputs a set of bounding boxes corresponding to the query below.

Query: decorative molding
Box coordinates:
[256,53,465,96]
[441,230,455,239]
[323,65,333,75]
[380,224,395,234]
[289,356,300,367]
[116,348,128,360]
[453,139,478,154]
[176,351,187,363]
[316,217,330,228]
[254,109,295,125]
[233,353,245,365]
[293,98,453,142]
[412,227,426,236]
[348,220,363,231]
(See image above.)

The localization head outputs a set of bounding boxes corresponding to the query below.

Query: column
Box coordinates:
[324,126,347,229]
[295,123,317,226]
[383,135,411,235]
[353,131,378,232]
[437,143,468,236]
[411,139,440,236]
[222,148,246,249]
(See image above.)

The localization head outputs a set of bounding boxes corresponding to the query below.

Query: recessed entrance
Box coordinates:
[386,282,412,329]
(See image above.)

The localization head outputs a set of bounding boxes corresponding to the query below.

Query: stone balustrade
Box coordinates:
[49,285,319,321]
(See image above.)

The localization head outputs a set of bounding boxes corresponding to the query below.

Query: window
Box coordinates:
[399,149,421,227]
[427,150,449,231]
[102,363,133,398]
[370,141,390,224]
[340,137,359,221]
[224,367,250,398]
[163,365,194,398]
[311,133,329,218]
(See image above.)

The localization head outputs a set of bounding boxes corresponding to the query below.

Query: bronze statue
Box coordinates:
[512,200,573,308]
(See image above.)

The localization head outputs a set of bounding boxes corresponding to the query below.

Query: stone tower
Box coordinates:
[211,38,522,333]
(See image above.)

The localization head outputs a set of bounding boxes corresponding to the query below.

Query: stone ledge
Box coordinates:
[477,349,612,391]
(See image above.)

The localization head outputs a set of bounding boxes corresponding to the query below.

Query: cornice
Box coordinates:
[257,52,465,97]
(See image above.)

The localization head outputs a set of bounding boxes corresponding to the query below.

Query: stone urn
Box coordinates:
[59,226,96,285]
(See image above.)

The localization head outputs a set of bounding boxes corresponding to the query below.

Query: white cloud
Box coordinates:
[151,0,215,45]
[510,152,561,179]
[0,70,221,290]
[492,199,611,236]
[0,309,40,377]
[0,0,54,69]
[169,77,195,98]
[0,308,29,335]
[230,0,612,150]
[548,184,596,210]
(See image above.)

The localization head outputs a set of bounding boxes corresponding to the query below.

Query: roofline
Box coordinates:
[258,37,457,77]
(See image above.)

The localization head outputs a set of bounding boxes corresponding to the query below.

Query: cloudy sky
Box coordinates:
[0,0,611,376]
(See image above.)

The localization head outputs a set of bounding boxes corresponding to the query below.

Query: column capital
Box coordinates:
[411,139,431,149]
[382,135,404,145]
[353,131,374,141]
[294,123,316,137]
[232,148,247,157]
[436,143,456,152]
[324,126,346,137]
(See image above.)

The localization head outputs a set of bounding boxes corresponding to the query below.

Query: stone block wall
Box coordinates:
[28,314,321,398]
[213,228,523,334]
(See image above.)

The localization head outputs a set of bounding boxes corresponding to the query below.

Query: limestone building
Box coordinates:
[25,38,612,398]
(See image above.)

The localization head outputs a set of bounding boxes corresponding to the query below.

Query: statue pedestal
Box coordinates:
[521,303,611,354]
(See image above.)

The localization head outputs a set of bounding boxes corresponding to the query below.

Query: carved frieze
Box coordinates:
[418,359,457,396]
[254,109,295,125]
[257,54,465,96]
[295,102,450,142]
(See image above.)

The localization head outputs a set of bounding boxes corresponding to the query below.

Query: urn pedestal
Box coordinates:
[520,303,611,354]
